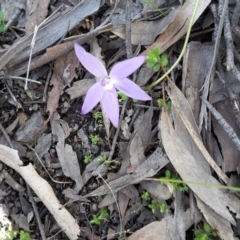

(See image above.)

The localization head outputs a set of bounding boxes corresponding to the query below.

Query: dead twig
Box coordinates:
[0,75,42,85]
[27,184,46,240]
[0,123,13,148]
[224,9,234,71]
[202,98,240,152]
[199,0,228,131]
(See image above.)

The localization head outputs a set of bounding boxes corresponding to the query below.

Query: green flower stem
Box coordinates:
[146,0,200,91]
[153,178,240,192]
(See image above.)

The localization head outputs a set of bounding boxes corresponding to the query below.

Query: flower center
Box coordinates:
[101,78,114,90]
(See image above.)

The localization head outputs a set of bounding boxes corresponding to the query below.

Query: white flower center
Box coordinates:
[101,78,114,90]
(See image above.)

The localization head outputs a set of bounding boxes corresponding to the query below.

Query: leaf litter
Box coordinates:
[1,0,240,239]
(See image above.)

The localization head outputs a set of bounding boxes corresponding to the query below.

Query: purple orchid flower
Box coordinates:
[74,43,151,127]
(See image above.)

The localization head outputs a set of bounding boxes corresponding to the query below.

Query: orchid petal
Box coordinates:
[109,55,146,79]
[101,89,119,127]
[114,78,151,101]
[81,82,105,114]
[74,44,107,78]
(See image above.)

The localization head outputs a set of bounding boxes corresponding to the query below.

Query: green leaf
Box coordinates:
[91,215,101,225]
[203,222,211,233]
[160,53,168,67]
[166,101,172,110]
[194,230,203,238]
[146,59,157,68]
[20,230,31,240]
[99,209,109,218]
[165,170,171,178]
[157,99,163,108]
[152,47,160,56]
[153,63,160,72]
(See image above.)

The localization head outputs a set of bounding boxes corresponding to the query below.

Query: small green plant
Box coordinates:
[98,155,108,163]
[93,112,103,123]
[160,170,188,192]
[90,209,109,225]
[159,203,170,213]
[90,134,100,145]
[118,91,127,102]
[84,155,92,164]
[141,191,151,201]
[140,0,167,16]
[157,98,172,110]
[146,47,168,72]
[148,199,159,213]
[19,230,30,240]
[0,11,5,34]
[194,222,217,240]
[141,191,170,213]
[5,230,17,240]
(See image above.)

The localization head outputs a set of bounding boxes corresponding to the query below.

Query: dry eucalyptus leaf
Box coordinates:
[165,192,186,240]
[77,128,90,149]
[196,196,236,240]
[182,42,214,124]
[47,73,64,119]
[35,133,52,159]
[15,111,45,142]
[142,0,211,55]
[5,113,27,134]
[54,50,79,86]
[135,106,153,145]
[86,148,169,197]
[112,7,180,45]
[51,112,83,192]
[2,169,25,192]
[161,83,240,225]
[212,99,240,173]
[25,0,50,33]
[65,79,95,100]
[0,1,101,74]
[11,213,30,232]
[127,220,171,240]
[129,132,145,168]
[0,144,80,240]
[167,80,227,183]
[140,180,171,200]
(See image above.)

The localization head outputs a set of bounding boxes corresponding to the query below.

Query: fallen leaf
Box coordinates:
[112,7,180,45]
[127,220,171,240]
[86,148,169,197]
[65,79,95,100]
[25,0,50,33]
[161,82,240,226]
[142,0,211,55]
[0,144,80,240]
[15,111,45,143]
[5,113,27,134]
[51,112,83,192]
[129,132,145,169]
[47,73,64,119]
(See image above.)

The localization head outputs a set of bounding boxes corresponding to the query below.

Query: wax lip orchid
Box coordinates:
[74,43,151,127]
